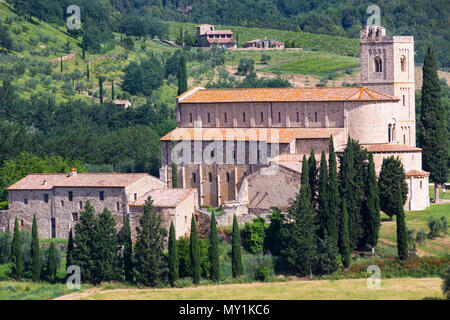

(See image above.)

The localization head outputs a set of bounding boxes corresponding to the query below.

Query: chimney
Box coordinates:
[69,168,77,177]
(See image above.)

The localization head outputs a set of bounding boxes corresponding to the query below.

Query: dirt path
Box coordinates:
[54,288,101,300]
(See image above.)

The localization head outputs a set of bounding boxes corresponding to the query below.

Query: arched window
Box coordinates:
[278,112,281,122]
[207,113,211,123]
[374,57,382,72]
[392,124,396,142]
[224,113,227,123]
[400,56,406,72]
[388,124,392,143]
[314,112,318,122]
[192,172,196,183]
[296,112,299,122]
[208,172,213,182]
[242,112,246,122]
[226,172,230,183]
[260,112,264,123]
[189,113,193,123]
[402,95,406,106]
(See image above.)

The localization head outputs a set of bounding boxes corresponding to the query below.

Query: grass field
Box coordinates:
[56,278,443,300]
[259,54,359,77]
[429,185,450,202]
[379,203,450,256]
[0,281,87,300]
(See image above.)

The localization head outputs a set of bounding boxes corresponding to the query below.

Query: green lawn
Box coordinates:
[0,281,85,300]
[379,203,450,256]
[62,278,443,300]
[429,185,450,202]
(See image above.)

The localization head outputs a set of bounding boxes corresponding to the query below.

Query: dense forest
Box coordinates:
[7,0,447,69]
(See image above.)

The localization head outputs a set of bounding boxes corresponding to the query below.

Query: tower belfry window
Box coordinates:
[374,57,382,73]
[400,56,406,72]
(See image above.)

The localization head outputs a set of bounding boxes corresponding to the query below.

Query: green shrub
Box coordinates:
[441,266,450,300]
[241,218,266,254]
[255,266,271,282]
[0,232,11,263]
[0,201,8,210]
[243,254,274,281]
[428,216,446,238]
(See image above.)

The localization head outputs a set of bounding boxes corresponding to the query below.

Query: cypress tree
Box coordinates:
[396,186,408,260]
[178,55,187,95]
[378,156,408,220]
[73,200,97,283]
[92,208,120,284]
[10,217,23,280]
[60,57,63,72]
[418,46,448,203]
[339,198,351,268]
[66,228,74,270]
[86,63,90,81]
[365,153,381,248]
[134,197,167,287]
[172,163,178,188]
[99,77,104,104]
[46,242,58,283]
[281,157,317,276]
[308,148,318,207]
[123,214,133,283]
[317,150,329,238]
[168,221,179,286]
[111,80,115,100]
[231,215,243,277]
[31,214,40,282]
[190,214,201,284]
[209,212,220,281]
[328,136,339,246]
[264,207,283,256]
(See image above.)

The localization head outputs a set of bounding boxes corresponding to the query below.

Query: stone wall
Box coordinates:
[0,210,9,232]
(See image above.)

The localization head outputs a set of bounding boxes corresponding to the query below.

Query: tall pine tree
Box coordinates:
[134,197,167,287]
[308,148,318,207]
[92,208,120,284]
[10,217,23,280]
[31,214,40,282]
[123,214,134,283]
[46,242,58,283]
[209,212,220,281]
[73,200,97,283]
[66,228,74,270]
[418,46,448,203]
[231,215,243,278]
[99,77,104,104]
[328,136,339,246]
[190,214,201,284]
[168,221,179,286]
[281,156,317,276]
[364,153,381,248]
[339,198,351,268]
[396,186,408,260]
[178,54,187,95]
[317,150,329,238]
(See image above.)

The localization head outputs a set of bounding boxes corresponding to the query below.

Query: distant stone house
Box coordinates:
[196,24,237,48]
[112,100,131,108]
[245,39,285,49]
[1,169,197,239]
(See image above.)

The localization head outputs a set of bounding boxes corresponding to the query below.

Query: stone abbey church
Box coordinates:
[160,25,430,214]
[0,26,430,240]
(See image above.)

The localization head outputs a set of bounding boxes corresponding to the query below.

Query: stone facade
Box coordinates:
[160,25,430,214]
[2,171,198,239]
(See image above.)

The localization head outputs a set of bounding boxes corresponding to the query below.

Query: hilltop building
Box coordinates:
[160,25,430,214]
[196,24,237,48]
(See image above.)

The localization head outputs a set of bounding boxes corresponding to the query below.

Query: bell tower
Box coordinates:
[360,25,416,146]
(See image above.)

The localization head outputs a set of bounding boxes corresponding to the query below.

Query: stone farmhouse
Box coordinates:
[0,169,198,239]
[246,39,285,49]
[160,25,430,215]
[196,24,237,48]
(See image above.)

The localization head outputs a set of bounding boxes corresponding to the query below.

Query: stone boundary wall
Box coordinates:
[0,210,9,233]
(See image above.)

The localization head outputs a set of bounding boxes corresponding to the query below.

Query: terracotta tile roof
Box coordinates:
[361,144,422,153]
[205,30,233,35]
[130,188,197,208]
[178,87,399,104]
[7,172,154,190]
[160,127,343,144]
[406,169,429,177]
